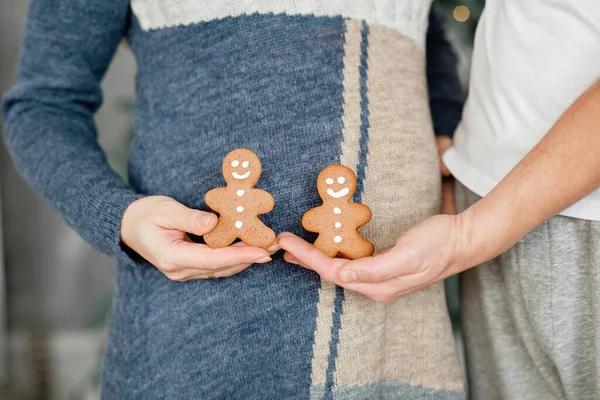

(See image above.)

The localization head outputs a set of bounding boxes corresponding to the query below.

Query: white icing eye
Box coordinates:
[231,160,240,167]
[325,178,334,185]
[242,161,249,168]
[337,176,346,184]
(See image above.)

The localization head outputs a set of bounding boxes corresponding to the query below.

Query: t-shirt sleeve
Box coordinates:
[425,3,465,138]
[2,0,144,259]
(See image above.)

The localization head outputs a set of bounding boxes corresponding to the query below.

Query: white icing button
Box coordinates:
[333,207,342,214]
[236,206,244,213]
[236,190,245,197]
[334,236,343,243]
[235,221,243,229]
[335,222,342,228]
[325,178,334,185]
[337,176,346,184]
[231,160,240,167]
[242,161,249,168]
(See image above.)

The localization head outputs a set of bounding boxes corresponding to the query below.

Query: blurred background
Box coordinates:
[0,1,483,399]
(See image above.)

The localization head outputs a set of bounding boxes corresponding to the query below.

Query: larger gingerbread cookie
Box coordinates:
[302,164,374,259]
[203,149,276,249]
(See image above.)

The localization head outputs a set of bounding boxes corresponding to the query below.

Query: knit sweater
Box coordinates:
[3,1,464,399]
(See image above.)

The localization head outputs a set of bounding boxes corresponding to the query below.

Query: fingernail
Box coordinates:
[256,256,272,263]
[203,214,216,227]
[267,243,281,253]
[285,255,299,265]
[340,269,357,283]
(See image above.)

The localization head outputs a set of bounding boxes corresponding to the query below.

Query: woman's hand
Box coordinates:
[121,196,277,281]
[277,213,472,303]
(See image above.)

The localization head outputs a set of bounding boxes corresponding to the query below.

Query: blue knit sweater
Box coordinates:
[3,1,464,398]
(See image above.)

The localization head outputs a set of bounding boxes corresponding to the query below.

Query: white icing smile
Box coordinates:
[327,187,349,199]
[232,171,251,180]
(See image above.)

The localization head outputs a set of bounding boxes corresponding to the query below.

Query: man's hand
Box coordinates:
[121,196,277,281]
[280,80,600,303]
[437,135,455,215]
[277,213,469,303]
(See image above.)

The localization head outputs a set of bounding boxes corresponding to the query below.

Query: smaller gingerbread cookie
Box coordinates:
[302,164,374,259]
[203,149,276,249]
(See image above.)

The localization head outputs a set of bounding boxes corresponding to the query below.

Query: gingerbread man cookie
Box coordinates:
[302,164,374,259]
[203,149,276,249]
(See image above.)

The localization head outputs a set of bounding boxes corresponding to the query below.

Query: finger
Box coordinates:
[283,251,300,265]
[278,233,397,289]
[169,241,270,270]
[277,233,400,298]
[279,233,410,287]
[278,233,351,284]
[283,251,315,270]
[164,263,243,281]
[159,201,218,236]
[231,240,281,256]
[335,250,404,284]
[283,251,394,303]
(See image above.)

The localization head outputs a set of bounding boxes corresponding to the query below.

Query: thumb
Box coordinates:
[163,201,218,236]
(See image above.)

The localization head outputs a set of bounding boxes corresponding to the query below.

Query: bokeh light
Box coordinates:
[453,5,470,22]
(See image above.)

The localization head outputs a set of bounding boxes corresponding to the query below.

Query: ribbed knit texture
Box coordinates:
[2,1,464,398]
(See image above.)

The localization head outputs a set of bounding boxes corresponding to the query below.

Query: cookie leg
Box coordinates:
[203,219,238,248]
[238,219,276,249]
[339,233,374,259]
[313,235,339,258]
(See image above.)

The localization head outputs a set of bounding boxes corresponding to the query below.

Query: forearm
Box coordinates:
[2,0,141,257]
[458,79,600,267]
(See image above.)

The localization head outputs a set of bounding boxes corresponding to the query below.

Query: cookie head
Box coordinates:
[317,164,357,202]
[222,148,261,187]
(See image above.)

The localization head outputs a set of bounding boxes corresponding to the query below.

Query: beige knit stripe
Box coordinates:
[338,19,364,172]
[332,25,464,393]
[309,19,363,391]
[309,280,336,389]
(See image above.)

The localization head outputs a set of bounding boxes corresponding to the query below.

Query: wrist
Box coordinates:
[451,201,514,273]
[449,208,486,273]
[120,195,151,245]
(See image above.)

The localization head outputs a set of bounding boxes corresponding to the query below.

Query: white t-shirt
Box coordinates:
[443,0,600,221]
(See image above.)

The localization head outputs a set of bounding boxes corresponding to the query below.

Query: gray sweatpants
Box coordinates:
[455,181,600,400]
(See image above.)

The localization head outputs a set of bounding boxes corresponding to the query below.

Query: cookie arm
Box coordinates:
[349,203,372,227]
[301,207,324,233]
[252,189,275,214]
[204,188,225,213]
